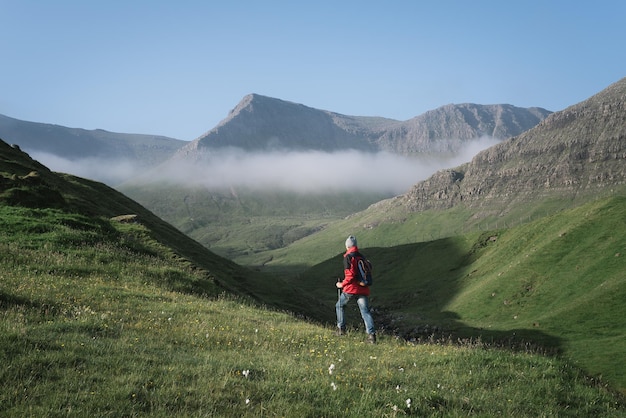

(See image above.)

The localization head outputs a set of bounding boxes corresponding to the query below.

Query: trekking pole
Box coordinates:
[336,277,341,304]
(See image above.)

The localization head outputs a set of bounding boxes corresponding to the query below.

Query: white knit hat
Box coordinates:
[345,235,357,248]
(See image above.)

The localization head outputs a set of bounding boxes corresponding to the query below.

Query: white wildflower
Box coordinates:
[331,382,338,391]
[328,363,335,374]
[406,398,412,408]
[242,369,250,378]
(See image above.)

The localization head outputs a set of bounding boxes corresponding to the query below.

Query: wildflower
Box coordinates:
[406,398,411,408]
[242,369,250,378]
[398,367,404,372]
[328,364,335,375]
[395,385,401,393]
[245,398,250,405]
[331,382,338,391]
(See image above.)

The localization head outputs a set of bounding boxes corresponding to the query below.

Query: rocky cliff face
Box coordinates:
[402,77,626,211]
[174,94,551,158]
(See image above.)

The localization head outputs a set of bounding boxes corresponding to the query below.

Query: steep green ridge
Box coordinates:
[292,196,626,390]
[1,143,624,415]
[0,140,297,306]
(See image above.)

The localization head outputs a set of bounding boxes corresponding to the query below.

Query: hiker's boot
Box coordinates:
[335,327,346,336]
[367,333,377,344]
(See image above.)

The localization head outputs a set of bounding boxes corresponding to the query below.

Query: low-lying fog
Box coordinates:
[30,137,500,194]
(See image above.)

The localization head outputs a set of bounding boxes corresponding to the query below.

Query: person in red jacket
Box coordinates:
[335,235,376,343]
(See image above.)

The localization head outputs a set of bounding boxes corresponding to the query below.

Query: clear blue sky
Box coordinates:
[2,1,625,140]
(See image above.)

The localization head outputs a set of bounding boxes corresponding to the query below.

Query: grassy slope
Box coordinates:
[255,184,626,276]
[1,206,624,416]
[293,196,626,391]
[0,141,303,306]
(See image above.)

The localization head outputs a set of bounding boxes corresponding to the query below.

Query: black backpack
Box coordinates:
[347,252,373,287]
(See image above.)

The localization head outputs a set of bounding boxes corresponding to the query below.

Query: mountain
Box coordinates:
[397,77,626,212]
[120,96,550,262]
[0,113,186,184]
[1,97,550,187]
[174,94,551,158]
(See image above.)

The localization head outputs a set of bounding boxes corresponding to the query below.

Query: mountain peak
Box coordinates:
[177,95,550,157]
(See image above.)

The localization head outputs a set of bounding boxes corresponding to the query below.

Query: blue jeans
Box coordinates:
[336,292,375,335]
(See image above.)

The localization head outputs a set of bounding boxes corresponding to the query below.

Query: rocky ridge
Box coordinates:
[174,94,551,158]
[401,77,626,211]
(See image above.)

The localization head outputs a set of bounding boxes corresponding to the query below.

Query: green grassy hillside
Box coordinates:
[0,141,297,304]
[293,196,626,391]
[1,203,624,416]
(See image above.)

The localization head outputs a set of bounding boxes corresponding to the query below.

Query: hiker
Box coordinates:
[335,235,376,344]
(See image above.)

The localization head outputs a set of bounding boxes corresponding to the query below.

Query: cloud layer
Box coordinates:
[30,137,501,194]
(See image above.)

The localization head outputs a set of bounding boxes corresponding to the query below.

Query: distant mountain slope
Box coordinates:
[375,103,551,153]
[174,94,551,158]
[0,113,185,170]
[400,77,626,212]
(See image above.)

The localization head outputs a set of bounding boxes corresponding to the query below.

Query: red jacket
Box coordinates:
[340,246,370,296]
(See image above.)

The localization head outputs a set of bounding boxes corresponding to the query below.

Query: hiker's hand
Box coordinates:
[336,281,343,289]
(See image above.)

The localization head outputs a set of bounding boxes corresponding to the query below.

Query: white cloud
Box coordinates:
[28,137,501,193]
[146,137,500,194]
